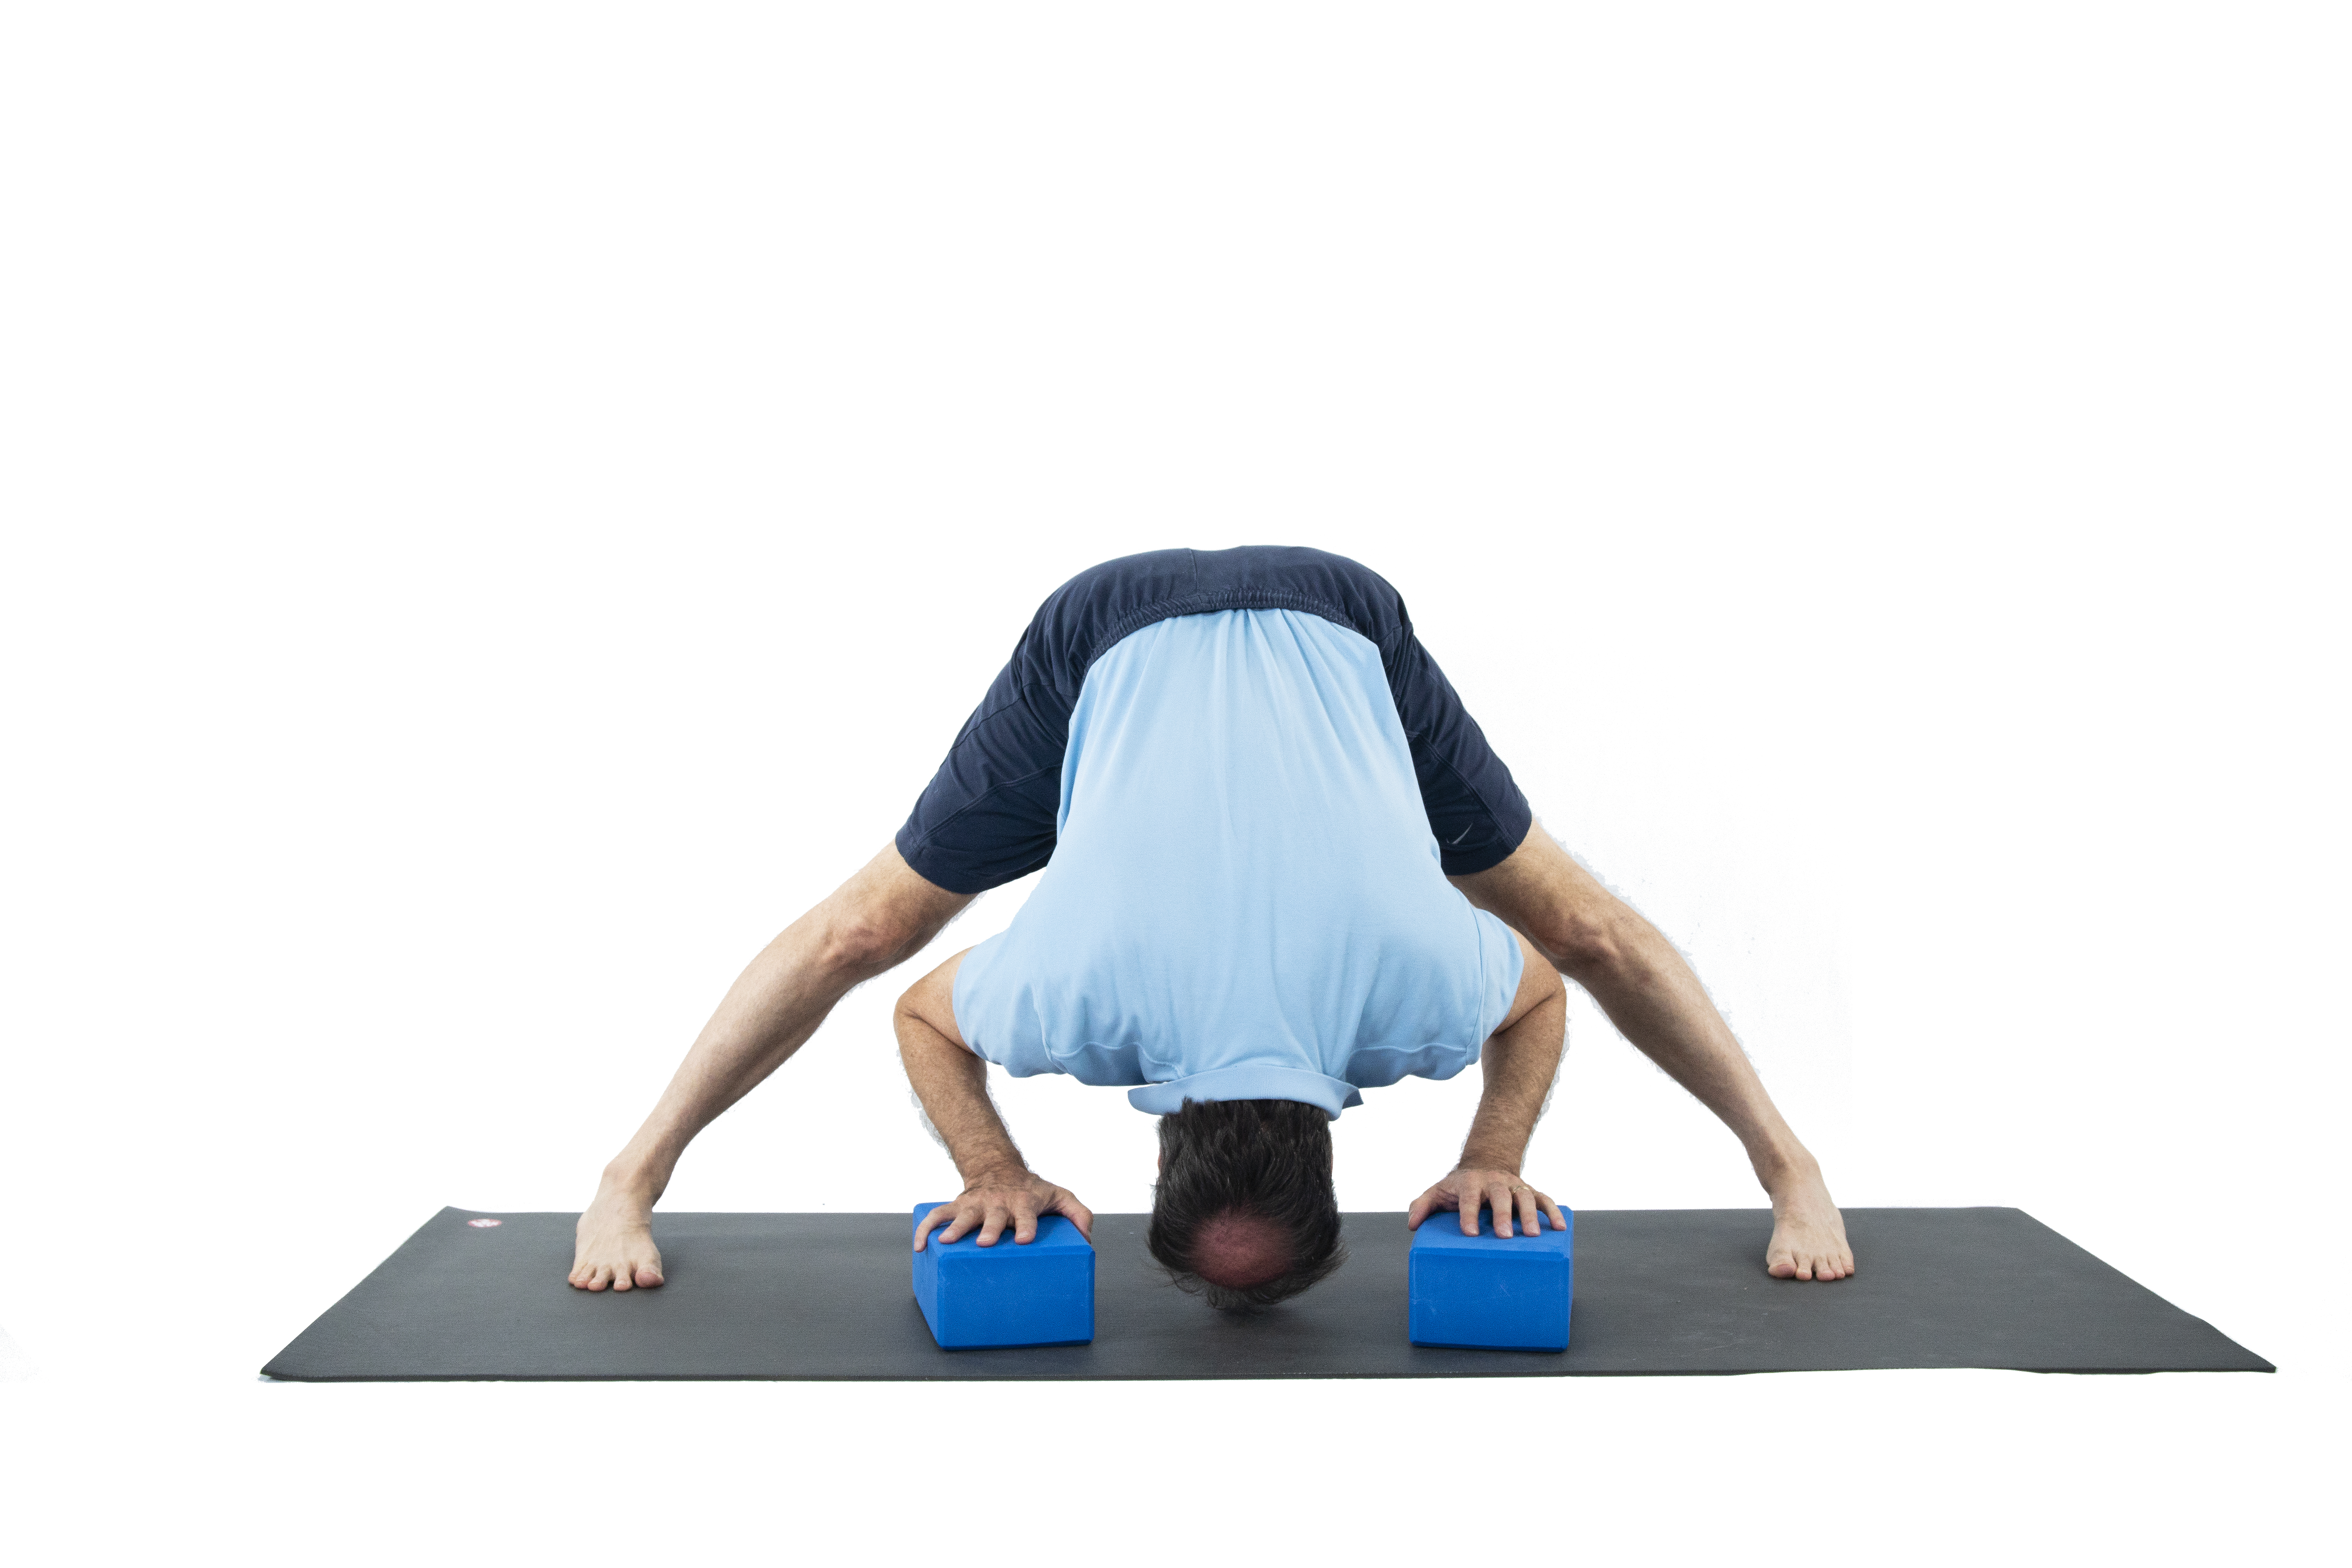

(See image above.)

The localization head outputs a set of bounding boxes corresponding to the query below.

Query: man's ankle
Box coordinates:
[597,1158,665,1210]
[1752,1142,1822,1198]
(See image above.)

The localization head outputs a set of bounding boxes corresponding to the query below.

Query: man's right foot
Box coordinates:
[570,1174,666,1291]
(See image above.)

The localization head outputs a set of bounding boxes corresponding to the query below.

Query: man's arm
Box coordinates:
[1452,824,1854,1281]
[1408,931,1572,1238]
[896,951,1094,1250]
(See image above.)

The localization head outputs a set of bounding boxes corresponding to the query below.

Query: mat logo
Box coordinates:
[466,1218,503,1229]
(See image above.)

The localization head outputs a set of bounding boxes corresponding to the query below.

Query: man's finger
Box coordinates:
[1460,1197,1482,1236]
[977,1203,1009,1247]
[1513,1186,1543,1238]
[938,1205,980,1246]
[1011,1198,1039,1245]
[918,1202,965,1249]
[1537,1191,1567,1233]
[1487,1183,1518,1237]
[1405,1191,1437,1230]
[1051,1189,1095,1242]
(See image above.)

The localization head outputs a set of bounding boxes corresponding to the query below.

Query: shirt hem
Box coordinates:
[1126,1066,1365,1120]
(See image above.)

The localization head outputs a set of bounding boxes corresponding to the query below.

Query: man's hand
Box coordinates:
[913,1167,1095,1250]
[1408,1166,1566,1238]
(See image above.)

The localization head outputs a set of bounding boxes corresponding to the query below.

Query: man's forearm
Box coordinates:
[1460,987,1568,1171]
[896,1006,1026,1182]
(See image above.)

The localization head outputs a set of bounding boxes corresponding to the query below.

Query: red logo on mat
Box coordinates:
[466,1218,503,1229]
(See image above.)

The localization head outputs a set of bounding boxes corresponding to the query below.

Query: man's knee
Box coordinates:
[1528,899,1631,983]
[820,909,931,979]
[1463,829,1637,983]
[811,845,973,979]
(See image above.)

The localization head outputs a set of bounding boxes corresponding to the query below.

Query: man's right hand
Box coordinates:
[913,1168,1094,1250]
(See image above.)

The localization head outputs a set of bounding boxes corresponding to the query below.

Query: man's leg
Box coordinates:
[1451,825,1855,1280]
[570,844,973,1290]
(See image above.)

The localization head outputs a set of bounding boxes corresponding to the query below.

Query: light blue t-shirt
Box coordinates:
[950,608,1524,1118]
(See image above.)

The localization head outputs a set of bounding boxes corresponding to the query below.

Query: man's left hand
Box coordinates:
[1408,1167,1566,1238]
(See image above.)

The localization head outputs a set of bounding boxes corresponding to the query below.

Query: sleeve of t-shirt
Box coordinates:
[949,931,1042,1073]
[1470,906,1526,1042]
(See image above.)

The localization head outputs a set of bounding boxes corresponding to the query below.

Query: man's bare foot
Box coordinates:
[1764,1158,1855,1281]
[570,1171,666,1292]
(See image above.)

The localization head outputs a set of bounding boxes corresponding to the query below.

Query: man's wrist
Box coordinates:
[1455,1145,1524,1175]
[958,1154,1030,1187]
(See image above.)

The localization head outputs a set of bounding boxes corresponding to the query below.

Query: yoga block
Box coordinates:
[1409,1206,1574,1352]
[910,1203,1095,1349]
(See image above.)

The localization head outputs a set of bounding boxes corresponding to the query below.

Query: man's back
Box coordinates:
[951,607,1523,1114]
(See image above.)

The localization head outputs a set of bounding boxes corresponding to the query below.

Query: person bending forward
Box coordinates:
[571,547,1854,1301]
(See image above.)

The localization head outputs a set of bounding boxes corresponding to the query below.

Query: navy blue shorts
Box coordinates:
[895,546,1534,895]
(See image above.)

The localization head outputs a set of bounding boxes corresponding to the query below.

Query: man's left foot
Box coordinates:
[1764,1159,1855,1280]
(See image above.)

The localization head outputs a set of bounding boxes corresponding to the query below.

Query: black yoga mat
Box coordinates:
[261,1207,2270,1381]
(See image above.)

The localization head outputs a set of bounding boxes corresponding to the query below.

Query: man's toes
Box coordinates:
[1767,1257,1796,1279]
[633,1265,663,1289]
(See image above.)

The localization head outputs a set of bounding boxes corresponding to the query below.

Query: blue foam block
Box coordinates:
[1408,1205,1574,1351]
[910,1203,1095,1349]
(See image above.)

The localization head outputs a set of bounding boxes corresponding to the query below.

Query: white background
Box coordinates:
[3,4,2345,1562]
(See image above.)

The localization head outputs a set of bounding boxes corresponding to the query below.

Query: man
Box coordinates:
[570,546,1854,1303]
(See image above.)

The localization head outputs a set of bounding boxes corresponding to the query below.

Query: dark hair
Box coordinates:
[1147,1098,1347,1312]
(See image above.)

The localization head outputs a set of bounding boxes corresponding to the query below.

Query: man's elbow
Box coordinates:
[893,983,940,1042]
